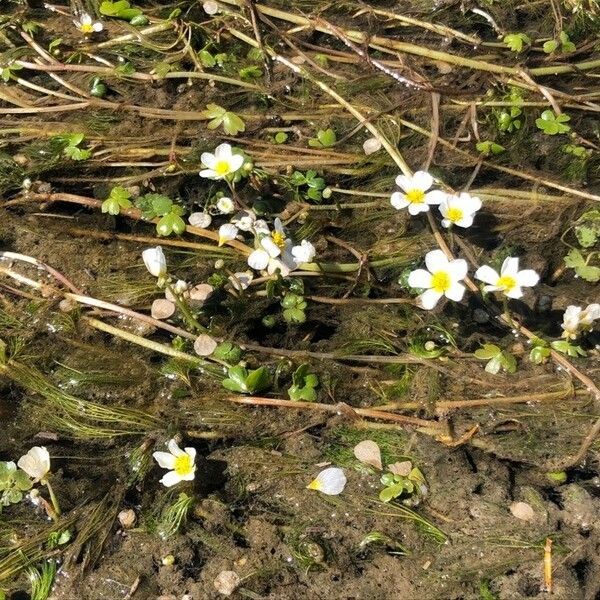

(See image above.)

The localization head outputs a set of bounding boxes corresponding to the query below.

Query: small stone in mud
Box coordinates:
[510,501,535,522]
[118,508,136,529]
[214,570,241,596]
[151,299,176,320]
[194,334,218,356]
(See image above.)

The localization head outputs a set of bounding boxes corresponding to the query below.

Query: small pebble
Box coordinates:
[214,570,241,596]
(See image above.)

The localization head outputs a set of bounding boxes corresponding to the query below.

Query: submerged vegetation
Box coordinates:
[0,0,600,597]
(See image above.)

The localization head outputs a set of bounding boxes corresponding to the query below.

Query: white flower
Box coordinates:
[165,279,189,302]
[291,240,316,265]
[203,0,220,15]
[439,193,482,228]
[17,446,50,482]
[561,303,600,339]
[363,137,382,155]
[75,14,103,34]
[228,271,254,291]
[232,210,257,232]
[153,439,196,487]
[216,197,235,214]
[307,467,347,495]
[199,144,244,180]
[142,246,167,278]
[189,211,212,228]
[408,249,468,310]
[247,219,295,276]
[475,257,539,299]
[391,171,446,216]
[218,223,239,246]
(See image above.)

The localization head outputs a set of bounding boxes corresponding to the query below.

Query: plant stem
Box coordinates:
[42,478,61,520]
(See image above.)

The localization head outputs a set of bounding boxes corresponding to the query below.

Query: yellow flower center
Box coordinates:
[307,478,321,490]
[446,207,463,223]
[271,231,286,248]
[80,23,94,33]
[497,275,517,292]
[174,454,193,476]
[214,160,231,176]
[431,271,451,293]
[406,189,425,204]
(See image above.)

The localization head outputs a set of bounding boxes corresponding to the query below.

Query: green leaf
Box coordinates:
[288,364,319,401]
[379,483,405,503]
[308,128,336,148]
[476,141,505,156]
[551,340,586,357]
[154,62,174,78]
[535,110,571,135]
[239,65,262,80]
[530,345,551,364]
[147,193,173,216]
[199,50,216,68]
[212,342,242,364]
[499,351,517,373]
[543,39,559,54]
[283,308,306,324]
[222,112,246,136]
[503,33,531,53]
[222,365,249,393]
[474,344,501,360]
[559,31,576,53]
[274,132,288,144]
[245,366,271,393]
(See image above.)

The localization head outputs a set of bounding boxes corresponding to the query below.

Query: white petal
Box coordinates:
[482,284,501,293]
[506,286,523,299]
[81,14,92,25]
[455,214,474,228]
[395,175,411,191]
[585,303,600,320]
[218,223,238,245]
[475,265,499,285]
[445,282,465,301]
[407,269,433,289]
[412,171,433,191]
[501,257,519,276]
[390,192,409,210]
[419,288,443,310]
[214,143,233,160]
[267,258,291,276]
[199,169,218,180]
[424,190,446,205]
[446,258,468,281]
[457,192,482,212]
[407,202,429,215]
[185,447,197,462]
[167,439,185,456]
[261,237,281,257]
[200,152,216,169]
[181,469,196,481]
[425,249,449,274]
[93,22,103,32]
[308,467,346,495]
[229,154,245,173]
[142,246,167,278]
[153,451,176,469]
[248,249,270,270]
[292,240,316,264]
[160,470,183,487]
[17,447,50,480]
[441,218,452,228]
[516,269,539,287]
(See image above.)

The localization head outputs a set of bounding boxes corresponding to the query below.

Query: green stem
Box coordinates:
[43,478,61,520]
[166,284,206,333]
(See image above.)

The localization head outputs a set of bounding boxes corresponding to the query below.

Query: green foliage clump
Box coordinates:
[100,0,148,24]
[101,186,132,216]
[202,104,245,136]
[135,193,186,236]
[474,343,517,374]
[222,365,271,394]
[535,110,571,135]
[0,461,32,511]
[288,364,319,401]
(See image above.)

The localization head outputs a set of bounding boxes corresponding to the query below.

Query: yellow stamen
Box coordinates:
[174,454,193,476]
[446,207,463,223]
[406,189,425,204]
[497,275,517,291]
[80,23,94,33]
[271,231,286,248]
[431,271,451,293]
[214,160,231,176]
[307,479,321,490]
